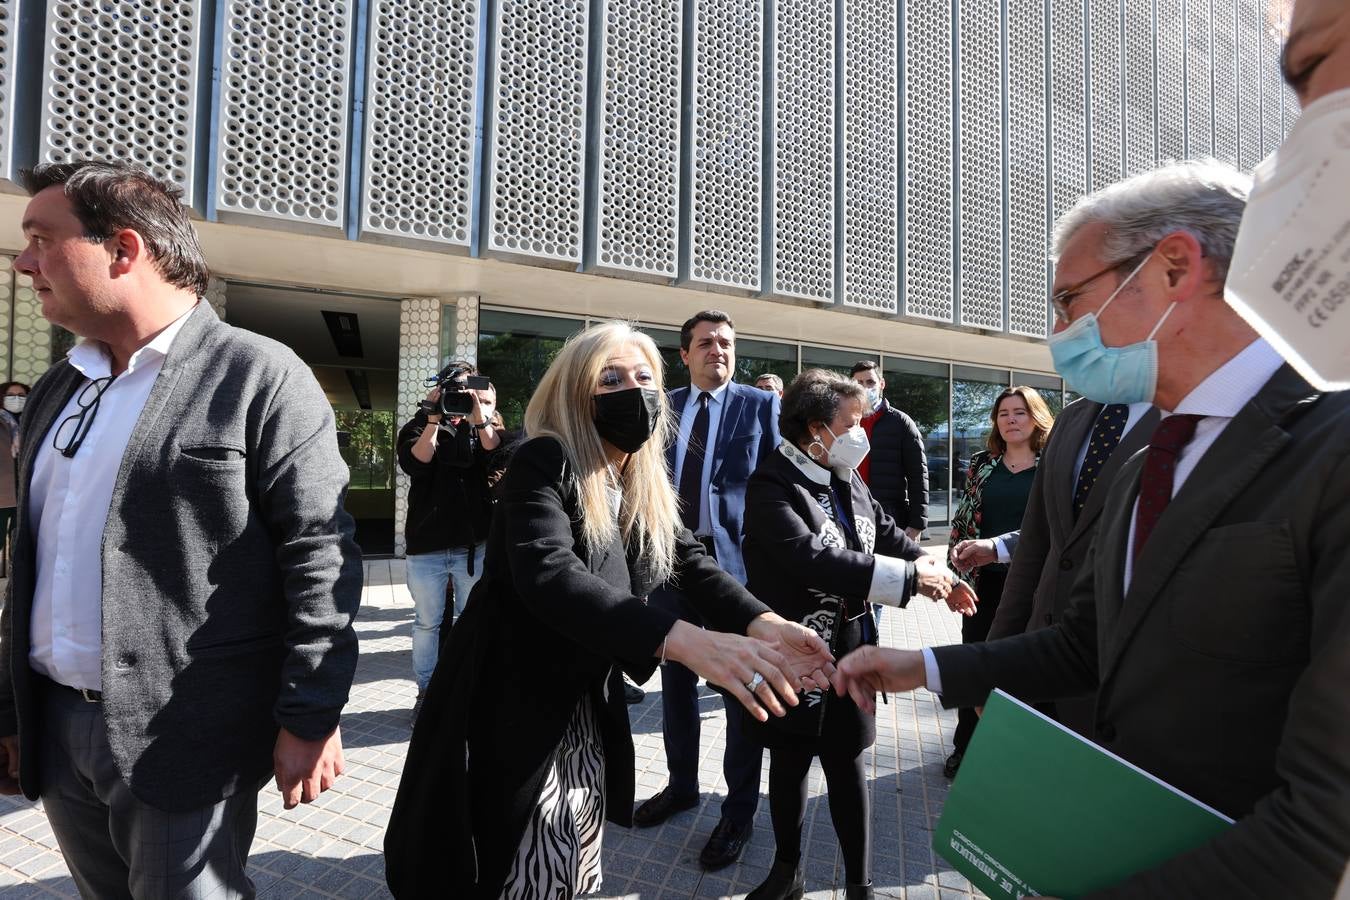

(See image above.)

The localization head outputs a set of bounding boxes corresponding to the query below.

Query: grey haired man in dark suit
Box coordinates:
[0,160,362,897]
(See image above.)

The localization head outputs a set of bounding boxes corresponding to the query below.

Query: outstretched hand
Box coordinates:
[945,579,978,616]
[829,646,927,714]
[663,619,824,723]
[746,613,836,693]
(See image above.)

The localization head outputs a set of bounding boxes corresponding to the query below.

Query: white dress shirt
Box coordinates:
[672,380,730,536]
[28,305,198,691]
[926,338,1285,695]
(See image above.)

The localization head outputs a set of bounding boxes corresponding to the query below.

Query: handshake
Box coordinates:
[913,554,978,617]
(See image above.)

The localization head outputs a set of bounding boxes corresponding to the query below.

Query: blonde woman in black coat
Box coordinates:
[384,323,835,899]
[740,370,976,900]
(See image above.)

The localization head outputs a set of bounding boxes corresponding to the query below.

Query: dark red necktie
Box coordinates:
[1132,414,1203,563]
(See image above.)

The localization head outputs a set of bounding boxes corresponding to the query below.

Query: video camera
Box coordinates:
[423,363,492,417]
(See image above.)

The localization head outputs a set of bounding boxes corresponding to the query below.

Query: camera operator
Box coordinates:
[397,363,511,719]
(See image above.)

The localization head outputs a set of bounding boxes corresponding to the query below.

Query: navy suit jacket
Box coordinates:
[665,381,781,583]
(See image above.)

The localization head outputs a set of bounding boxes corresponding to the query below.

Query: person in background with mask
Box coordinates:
[849,360,931,635]
[942,386,1053,777]
[384,322,835,899]
[0,382,29,553]
[738,369,972,900]
[831,156,1350,896]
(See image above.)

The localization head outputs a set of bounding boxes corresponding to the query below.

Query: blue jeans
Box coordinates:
[406,543,485,691]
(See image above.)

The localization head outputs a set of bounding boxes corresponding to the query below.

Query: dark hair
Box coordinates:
[679,310,734,350]
[20,160,211,297]
[849,360,880,377]
[779,369,867,446]
[987,386,1056,455]
[0,381,30,396]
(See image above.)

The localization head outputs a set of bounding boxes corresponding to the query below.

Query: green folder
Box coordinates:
[932,690,1233,899]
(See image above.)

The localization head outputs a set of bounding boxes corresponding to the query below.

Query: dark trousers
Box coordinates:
[952,566,1008,753]
[768,745,870,885]
[37,679,261,899]
[652,586,763,826]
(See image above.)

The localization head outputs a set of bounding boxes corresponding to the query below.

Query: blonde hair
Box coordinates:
[987,386,1056,455]
[524,322,681,585]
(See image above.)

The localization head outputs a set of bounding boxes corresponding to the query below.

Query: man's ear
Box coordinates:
[1154,230,1206,299]
[107,228,146,278]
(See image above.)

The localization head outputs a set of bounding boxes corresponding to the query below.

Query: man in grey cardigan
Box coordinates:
[0,160,362,897]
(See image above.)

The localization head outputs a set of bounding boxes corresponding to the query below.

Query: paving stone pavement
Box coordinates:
[0,558,981,899]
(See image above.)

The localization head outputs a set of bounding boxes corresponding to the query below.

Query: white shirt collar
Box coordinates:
[68,303,200,380]
[687,380,730,406]
[778,440,832,486]
[1168,338,1285,418]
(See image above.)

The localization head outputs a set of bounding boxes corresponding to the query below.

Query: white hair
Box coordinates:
[1052,160,1252,281]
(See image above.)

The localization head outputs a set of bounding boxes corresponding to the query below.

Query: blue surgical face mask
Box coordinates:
[864,386,881,409]
[1048,253,1176,404]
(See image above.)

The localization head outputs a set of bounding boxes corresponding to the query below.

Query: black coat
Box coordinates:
[739,445,923,755]
[865,400,930,532]
[395,413,514,556]
[384,437,768,898]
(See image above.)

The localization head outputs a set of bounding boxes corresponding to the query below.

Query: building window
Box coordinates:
[1015,370,1065,417]
[736,337,798,389]
[951,364,1011,502]
[477,310,586,429]
[335,410,395,490]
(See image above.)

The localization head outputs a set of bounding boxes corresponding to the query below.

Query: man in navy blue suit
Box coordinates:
[633,310,782,870]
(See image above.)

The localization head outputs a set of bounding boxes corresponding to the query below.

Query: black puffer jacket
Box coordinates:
[866,400,930,532]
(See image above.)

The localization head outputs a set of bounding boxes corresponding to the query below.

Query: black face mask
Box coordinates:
[593,387,662,453]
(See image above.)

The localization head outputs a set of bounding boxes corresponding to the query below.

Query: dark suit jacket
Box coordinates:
[384,436,769,898]
[0,303,363,811]
[665,381,781,582]
[741,446,921,753]
[933,365,1350,898]
[985,399,1158,734]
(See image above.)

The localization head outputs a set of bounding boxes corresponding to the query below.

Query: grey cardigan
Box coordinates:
[0,303,362,811]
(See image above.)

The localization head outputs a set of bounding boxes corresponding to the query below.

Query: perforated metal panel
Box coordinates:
[1258,0,1285,158]
[957,0,1003,330]
[1156,0,1186,161]
[394,297,446,557]
[0,0,17,181]
[1282,82,1300,138]
[486,0,588,263]
[1185,0,1213,157]
[840,0,896,313]
[215,0,352,229]
[686,0,762,291]
[40,0,205,202]
[9,268,51,384]
[1088,0,1123,189]
[1123,0,1155,174]
[1007,0,1048,338]
[770,0,834,302]
[902,2,954,322]
[1050,0,1087,219]
[0,256,12,379]
[1211,0,1239,165]
[1236,0,1262,170]
[592,0,681,277]
[360,0,479,248]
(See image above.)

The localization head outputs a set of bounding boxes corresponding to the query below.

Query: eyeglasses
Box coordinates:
[51,375,118,459]
[1050,261,1130,325]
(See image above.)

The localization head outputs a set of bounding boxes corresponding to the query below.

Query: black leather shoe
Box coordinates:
[943,751,964,779]
[633,786,698,828]
[845,882,874,900]
[746,857,804,899]
[622,679,645,704]
[699,817,752,870]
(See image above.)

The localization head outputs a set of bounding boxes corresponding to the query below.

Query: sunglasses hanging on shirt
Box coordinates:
[51,375,119,459]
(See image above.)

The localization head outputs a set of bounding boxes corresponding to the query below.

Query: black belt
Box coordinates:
[42,676,102,703]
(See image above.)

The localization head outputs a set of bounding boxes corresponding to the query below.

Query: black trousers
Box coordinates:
[767,745,870,885]
[952,565,1008,753]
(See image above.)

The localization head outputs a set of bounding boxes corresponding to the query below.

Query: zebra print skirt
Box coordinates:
[500,692,607,899]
